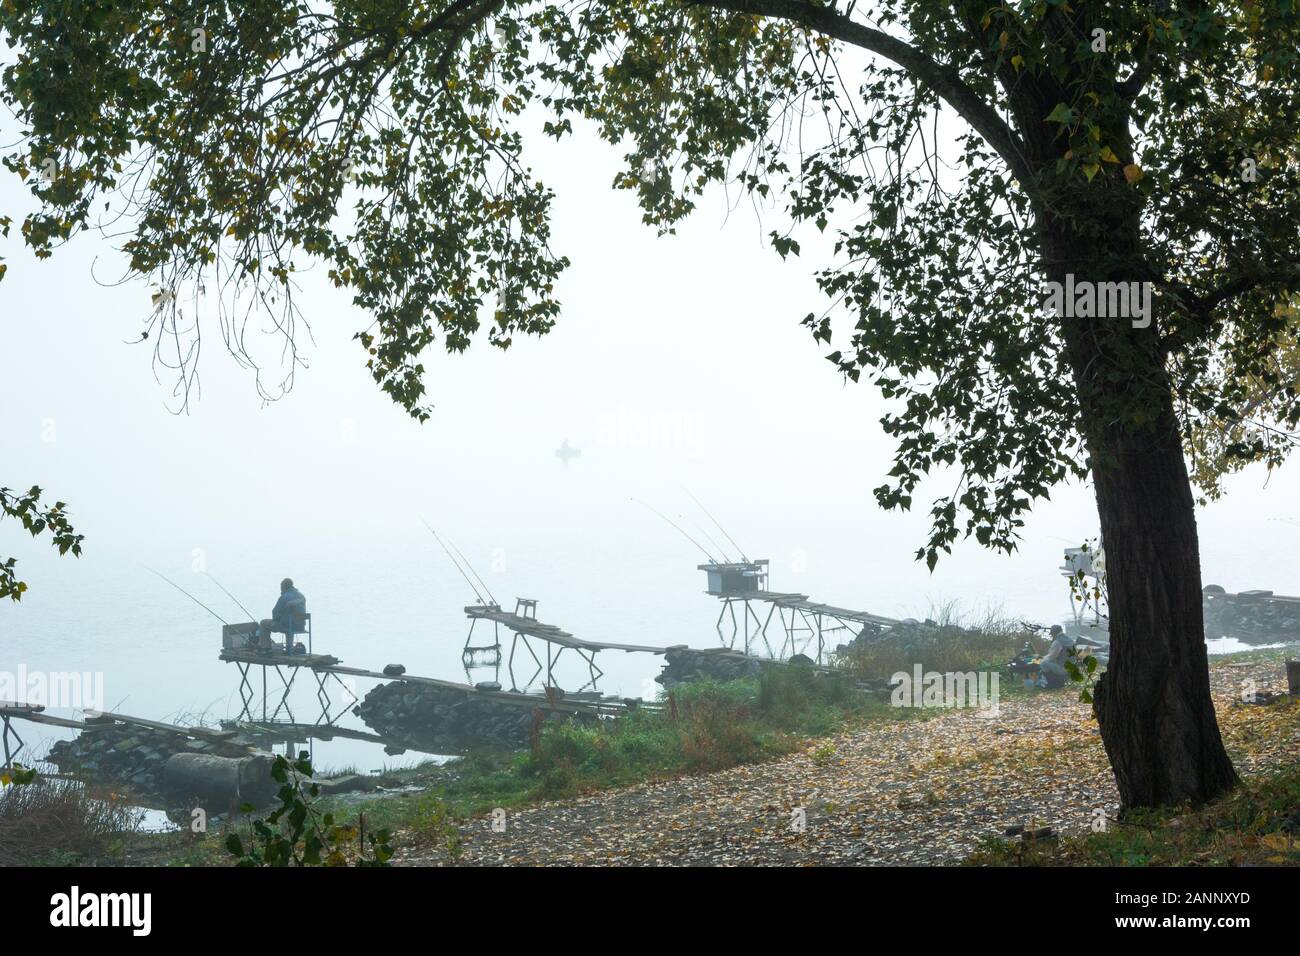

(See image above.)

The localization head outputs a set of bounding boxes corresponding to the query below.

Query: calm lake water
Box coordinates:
[2,527,781,773]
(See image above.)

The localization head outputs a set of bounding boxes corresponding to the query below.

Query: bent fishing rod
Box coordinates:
[145,566,229,626]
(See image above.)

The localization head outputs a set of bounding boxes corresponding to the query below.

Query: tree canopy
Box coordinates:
[3,0,1299,565]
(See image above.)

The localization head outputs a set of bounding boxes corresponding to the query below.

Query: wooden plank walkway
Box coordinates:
[219,653,635,717]
[219,648,340,668]
[1,701,87,730]
[464,605,667,655]
[231,721,392,745]
[88,710,238,741]
[745,592,901,628]
[0,704,236,740]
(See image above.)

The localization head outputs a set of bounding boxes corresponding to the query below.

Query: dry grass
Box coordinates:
[0,777,142,865]
[838,600,1049,680]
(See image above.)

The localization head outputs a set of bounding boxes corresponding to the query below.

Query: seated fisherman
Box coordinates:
[1039,624,1076,689]
[269,577,307,654]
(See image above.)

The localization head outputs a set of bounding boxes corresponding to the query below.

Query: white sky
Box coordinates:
[2,89,1297,644]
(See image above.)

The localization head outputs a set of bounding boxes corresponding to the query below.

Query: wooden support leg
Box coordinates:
[1,715,22,767]
[270,666,297,723]
[236,663,254,722]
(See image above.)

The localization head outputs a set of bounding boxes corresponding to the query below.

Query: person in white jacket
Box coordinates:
[1039,625,1076,689]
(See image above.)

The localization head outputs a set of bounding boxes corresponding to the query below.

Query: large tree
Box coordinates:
[5,0,1300,808]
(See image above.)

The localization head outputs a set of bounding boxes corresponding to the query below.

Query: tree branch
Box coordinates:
[686,0,1036,191]
[1149,263,1300,350]
[1197,268,1300,315]
[1116,0,1171,100]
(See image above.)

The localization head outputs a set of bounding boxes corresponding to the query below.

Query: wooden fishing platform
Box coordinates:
[2,658,640,769]
[219,648,341,669]
[218,644,638,732]
[753,593,901,628]
[219,646,356,726]
[0,702,245,768]
[320,662,630,716]
[1,702,45,768]
[464,604,665,654]
[90,710,238,742]
[0,704,239,741]
[0,701,80,729]
[699,562,900,661]
[462,598,665,692]
[230,720,392,747]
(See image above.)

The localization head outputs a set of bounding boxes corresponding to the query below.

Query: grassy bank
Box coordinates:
[14,616,1059,865]
[338,664,909,840]
[15,663,909,865]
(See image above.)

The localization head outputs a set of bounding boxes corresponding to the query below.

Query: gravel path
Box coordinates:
[396,658,1296,866]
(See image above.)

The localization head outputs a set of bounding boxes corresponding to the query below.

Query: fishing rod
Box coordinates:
[683,487,749,563]
[146,566,229,626]
[632,498,719,563]
[204,572,258,623]
[419,516,490,606]
[679,511,734,564]
[444,535,499,608]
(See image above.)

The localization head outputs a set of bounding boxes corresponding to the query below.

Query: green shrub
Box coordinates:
[225,754,392,867]
[810,742,837,766]
[758,662,853,730]
[409,793,463,862]
[510,669,887,794]
[673,681,766,771]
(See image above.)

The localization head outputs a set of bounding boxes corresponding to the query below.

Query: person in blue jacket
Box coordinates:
[270,578,307,654]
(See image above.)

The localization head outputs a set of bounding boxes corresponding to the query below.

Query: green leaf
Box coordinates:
[1045,102,1074,124]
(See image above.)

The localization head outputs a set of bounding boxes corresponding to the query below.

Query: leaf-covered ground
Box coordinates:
[396,656,1300,866]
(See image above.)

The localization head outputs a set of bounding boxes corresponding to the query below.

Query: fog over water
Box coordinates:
[2,122,1297,771]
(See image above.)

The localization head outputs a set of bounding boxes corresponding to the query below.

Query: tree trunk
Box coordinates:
[1087,403,1239,809]
[1045,226,1239,811]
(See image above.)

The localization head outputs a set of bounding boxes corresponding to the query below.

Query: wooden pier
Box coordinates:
[219,644,641,737]
[462,598,666,691]
[0,702,243,769]
[699,562,900,661]
[220,647,354,726]
[1,648,652,770]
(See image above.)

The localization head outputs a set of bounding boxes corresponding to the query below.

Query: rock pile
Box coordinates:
[45,720,257,804]
[654,645,893,699]
[1203,588,1300,643]
[353,681,595,753]
[831,618,959,657]
[654,646,769,688]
